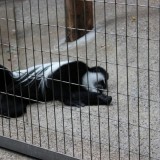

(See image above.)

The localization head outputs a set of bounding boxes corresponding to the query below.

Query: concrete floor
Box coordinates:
[0,148,34,160]
[0,0,159,159]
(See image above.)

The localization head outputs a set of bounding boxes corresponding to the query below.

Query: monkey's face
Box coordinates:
[82,70,108,93]
[95,79,107,94]
[87,66,109,93]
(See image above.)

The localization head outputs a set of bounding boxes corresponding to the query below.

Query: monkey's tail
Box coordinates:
[0,65,27,118]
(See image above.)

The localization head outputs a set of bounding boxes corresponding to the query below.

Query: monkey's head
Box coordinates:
[82,66,109,93]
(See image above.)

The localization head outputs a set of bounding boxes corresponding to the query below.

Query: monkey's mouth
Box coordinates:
[94,80,108,94]
[98,88,104,94]
[96,84,106,94]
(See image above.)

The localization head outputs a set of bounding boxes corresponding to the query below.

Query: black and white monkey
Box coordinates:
[0,61,112,118]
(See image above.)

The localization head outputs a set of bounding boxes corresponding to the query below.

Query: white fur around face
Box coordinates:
[82,71,105,93]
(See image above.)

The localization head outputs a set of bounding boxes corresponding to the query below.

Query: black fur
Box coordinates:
[0,61,112,118]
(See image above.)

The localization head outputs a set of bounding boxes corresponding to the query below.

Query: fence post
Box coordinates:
[65,0,93,42]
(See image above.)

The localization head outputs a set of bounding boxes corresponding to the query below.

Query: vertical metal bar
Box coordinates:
[45,0,58,150]
[27,10,42,147]
[64,0,75,156]
[20,0,42,146]
[17,0,28,143]
[125,0,130,159]
[0,26,6,137]
[26,0,42,146]
[77,0,93,159]
[55,0,66,153]
[114,0,120,159]
[4,0,13,138]
[93,0,102,159]
[82,0,93,159]
[72,0,84,158]
[28,0,36,145]
[136,1,141,159]
[103,1,111,159]
[159,5,160,160]
[52,0,60,152]
[37,0,50,149]
[14,1,28,142]
[12,0,25,140]
[12,0,19,139]
[147,0,151,159]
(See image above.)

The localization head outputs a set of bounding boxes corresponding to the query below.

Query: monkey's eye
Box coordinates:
[98,80,105,88]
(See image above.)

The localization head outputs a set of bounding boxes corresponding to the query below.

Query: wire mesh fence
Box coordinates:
[0,0,160,159]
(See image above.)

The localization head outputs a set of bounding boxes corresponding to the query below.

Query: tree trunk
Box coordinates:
[65,0,93,42]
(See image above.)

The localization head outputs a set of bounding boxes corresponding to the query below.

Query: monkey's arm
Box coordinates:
[63,91,112,107]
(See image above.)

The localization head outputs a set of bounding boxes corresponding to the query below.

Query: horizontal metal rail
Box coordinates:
[0,136,79,160]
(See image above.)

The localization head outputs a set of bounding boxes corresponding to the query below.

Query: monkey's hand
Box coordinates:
[97,94,112,105]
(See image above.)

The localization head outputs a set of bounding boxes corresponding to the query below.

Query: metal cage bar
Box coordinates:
[0,0,159,160]
[0,136,78,160]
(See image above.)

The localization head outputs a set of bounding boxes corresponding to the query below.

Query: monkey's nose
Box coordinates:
[97,85,104,93]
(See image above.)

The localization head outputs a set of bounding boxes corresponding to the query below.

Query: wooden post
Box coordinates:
[65,0,93,42]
